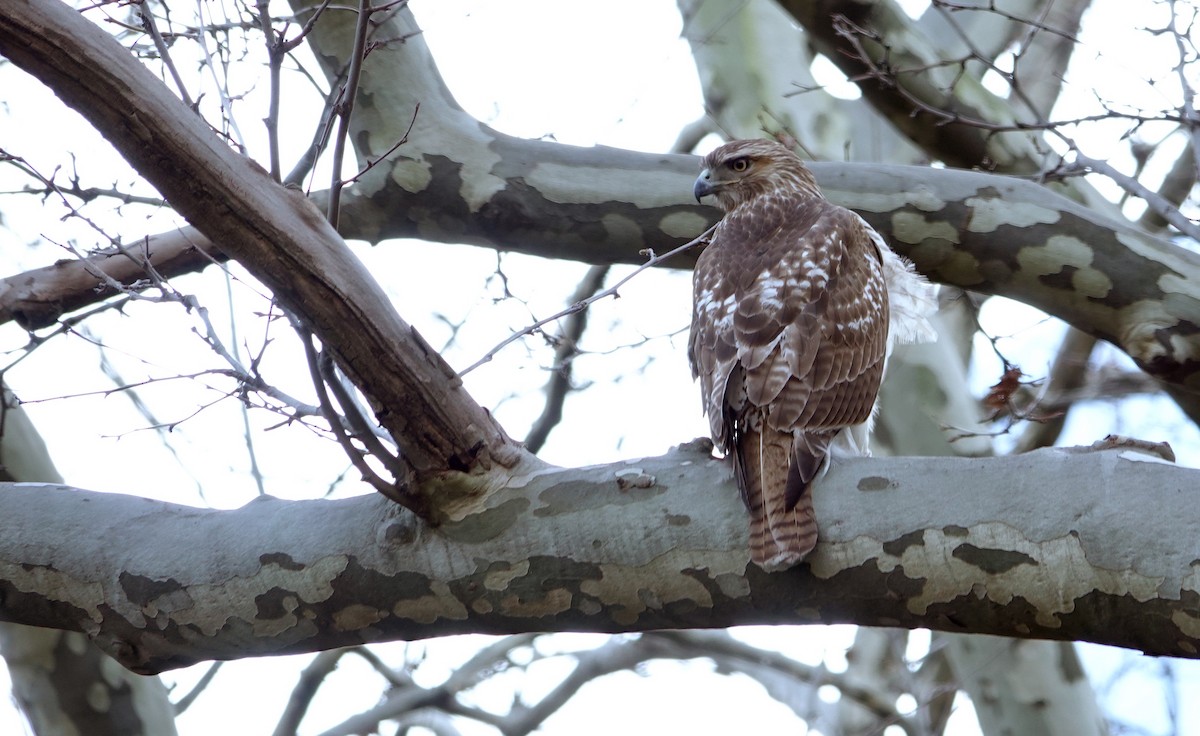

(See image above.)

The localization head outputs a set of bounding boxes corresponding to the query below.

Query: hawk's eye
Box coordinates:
[729,157,749,172]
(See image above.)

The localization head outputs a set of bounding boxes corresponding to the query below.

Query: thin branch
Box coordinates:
[649,631,922,736]
[138,1,193,109]
[1137,141,1197,232]
[497,639,653,736]
[523,264,610,454]
[257,0,283,180]
[315,634,537,736]
[192,0,246,149]
[1167,0,1200,179]
[1013,327,1096,453]
[1067,153,1200,241]
[326,0,373,228]
[260,0,335,182]
[272,649,348,736]
[931,0,1079,42]
[295,316,420,512]
[459,226,715,377]
[172,661,223,714]
[317,349,407,481]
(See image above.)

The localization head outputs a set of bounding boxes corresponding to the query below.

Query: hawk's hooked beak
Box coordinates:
[693,169,716,202]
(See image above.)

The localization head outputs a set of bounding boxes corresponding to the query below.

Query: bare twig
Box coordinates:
[459,226,715,377]
[931,0,1078,42]
[496,638,656,736]
[1167,0,1200,178]
[342,102,419,187]
[192,0,246,149]
[259,0,334,181]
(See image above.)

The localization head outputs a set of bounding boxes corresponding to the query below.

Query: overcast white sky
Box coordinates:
[1,0,1197,734]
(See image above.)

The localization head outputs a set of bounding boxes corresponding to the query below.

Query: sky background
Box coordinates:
[1,0,1197,733]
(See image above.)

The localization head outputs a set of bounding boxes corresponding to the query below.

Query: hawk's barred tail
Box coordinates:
[738,426,819,571]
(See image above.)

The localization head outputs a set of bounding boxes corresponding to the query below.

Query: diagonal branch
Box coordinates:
[0,2,526,505]
[523,264,611,454]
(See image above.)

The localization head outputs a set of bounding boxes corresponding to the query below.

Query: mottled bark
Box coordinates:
[0,627,178,736]
[943,634,1108,736]
[677,0,924,163]
[0,389,178,736]
[780,0,1045,172]
[1,446,1196,674]
[4,156,1197,418]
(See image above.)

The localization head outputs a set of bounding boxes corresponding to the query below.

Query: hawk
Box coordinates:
[689,139,935,571]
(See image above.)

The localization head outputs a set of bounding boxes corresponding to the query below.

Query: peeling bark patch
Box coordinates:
[1037,264,1079,292]
[963,194,1060,232]
[952,543,1037,573]
[338,561,428,607]
[494,556,601,619]
[601,213,643,248]
[863,193,1200,387]
[891,211,960,246]
[857,476,893,491]
[482,560,529,591]
[254,586,295,620]
[333,603,387,630]
[533,477,665,517]
[393,581,468,624]
[259,552,304,570]
[372,154,472,240]
[1169,588,1200,641]
[480,180,597,245]
[660,210,710,239]
[439,497,529,542]
[616,470,656,490]
[500,588,573,618]
[817,561,928,621]
[118,572,184,608]
[713,572,751,599]
[882,530,925,556]
[576,552,744,626]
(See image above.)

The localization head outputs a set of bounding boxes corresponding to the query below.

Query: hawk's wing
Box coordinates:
[689,199,888,447]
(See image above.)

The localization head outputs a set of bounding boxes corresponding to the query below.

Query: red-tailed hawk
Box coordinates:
[689,139,935,571]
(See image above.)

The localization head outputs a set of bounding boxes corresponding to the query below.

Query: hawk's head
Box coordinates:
[693,139,820,211]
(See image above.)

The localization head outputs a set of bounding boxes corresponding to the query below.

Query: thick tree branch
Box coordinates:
[0,446,1196,674]
[5,155,1199,419]
[0,1,526,503]
[780,0,1046,173]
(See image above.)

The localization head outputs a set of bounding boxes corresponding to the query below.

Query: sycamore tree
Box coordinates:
[0,1,1198,734]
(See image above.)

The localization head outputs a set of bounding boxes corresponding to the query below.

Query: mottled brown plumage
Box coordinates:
[689,139,931,571]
